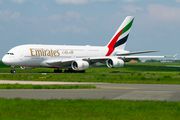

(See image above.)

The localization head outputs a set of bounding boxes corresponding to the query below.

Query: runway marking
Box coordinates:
[98,86,139,89]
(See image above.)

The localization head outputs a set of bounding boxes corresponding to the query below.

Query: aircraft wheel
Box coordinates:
[54,69,62,73]
[11,70,15,73]
[79,70,85,73]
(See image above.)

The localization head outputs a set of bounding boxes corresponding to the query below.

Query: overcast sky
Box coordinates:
[0,0,180,59]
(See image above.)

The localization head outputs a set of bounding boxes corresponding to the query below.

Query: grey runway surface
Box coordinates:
[0,80,180,101]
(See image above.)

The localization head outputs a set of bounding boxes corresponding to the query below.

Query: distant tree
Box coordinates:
[145,59,161,63]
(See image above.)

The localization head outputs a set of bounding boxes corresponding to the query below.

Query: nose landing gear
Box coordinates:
[10,66,16,73]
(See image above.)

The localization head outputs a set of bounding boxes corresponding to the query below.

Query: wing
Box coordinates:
[41,54,176,69]
[89,55,174,62]
[121,55,174,62]
[89,55,174,67]
[116,50,158,56]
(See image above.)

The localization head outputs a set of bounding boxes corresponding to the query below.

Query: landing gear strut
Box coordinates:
[10,66,15,73]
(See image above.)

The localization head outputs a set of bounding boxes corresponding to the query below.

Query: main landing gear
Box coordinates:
[54,69,85,73]
[10,66,16,73]
[64,69,85,73]
[54,69,62,73]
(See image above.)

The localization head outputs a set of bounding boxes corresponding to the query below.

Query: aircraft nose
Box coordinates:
[2,55,6,64]
[2,55,9,65]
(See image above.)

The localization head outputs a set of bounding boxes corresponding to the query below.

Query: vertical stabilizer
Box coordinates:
[106,16,134,56]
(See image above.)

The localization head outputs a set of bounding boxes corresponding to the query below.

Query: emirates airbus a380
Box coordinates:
[2,16,174,73]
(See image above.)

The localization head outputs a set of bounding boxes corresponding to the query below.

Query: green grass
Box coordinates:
[0,60,9,68]
[1,62,180,73]
[1,61,180,84]
[0,84,96,89]
[0,71,180,84]
[1,62,180,119]
[0,98,180,120]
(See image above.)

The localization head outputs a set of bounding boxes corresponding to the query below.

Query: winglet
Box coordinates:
[174,54,178,60]
[164,54,177,59]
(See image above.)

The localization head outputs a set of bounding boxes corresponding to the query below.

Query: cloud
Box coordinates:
[10,11,20,19]
[31,37,44,44]
[122,5,143,13]
[48,14,63,21]
[123,0,141,2]
[0,0,3,4]
[0,10,10,21]
[28,17,44,23]
[147,4,180,21]
[66,11,81,20]
[91,0,112,1]
[175,0,180,3]
[41,5,48,11]
[50,25,88,34]
[0,10,21,21]
[84,16,97,22]
[48,11,81,21]
[55,0,88,4]
[10,0,28,4]
[55,0,112,4]
[62,25,88,34]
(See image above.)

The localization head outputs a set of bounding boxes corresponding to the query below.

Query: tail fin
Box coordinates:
[106,16,134,56]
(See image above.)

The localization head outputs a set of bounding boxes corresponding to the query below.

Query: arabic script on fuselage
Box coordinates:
[62,50,74,54]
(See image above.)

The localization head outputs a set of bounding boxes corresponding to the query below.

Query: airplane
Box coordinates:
[2,16,174,73]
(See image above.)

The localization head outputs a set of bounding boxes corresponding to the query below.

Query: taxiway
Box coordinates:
[0,80,180,101]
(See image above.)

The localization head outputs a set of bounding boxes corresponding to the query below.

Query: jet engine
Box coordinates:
[71,60,89,71]
[106,59,124,68]
[20,66,36,70]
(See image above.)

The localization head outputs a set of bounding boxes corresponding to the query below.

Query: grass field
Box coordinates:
[0,61,180,119]
[1,62,180,73]
[0,98,180,120]
[1,71,180,84]
[0,84,96,89]
[1,61,180,84]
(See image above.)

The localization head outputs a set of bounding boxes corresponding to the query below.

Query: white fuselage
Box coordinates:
[2,44,127,68]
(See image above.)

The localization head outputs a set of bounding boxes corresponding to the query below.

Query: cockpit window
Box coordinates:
[6,53,14,55]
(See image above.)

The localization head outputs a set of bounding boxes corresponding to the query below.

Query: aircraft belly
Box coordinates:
[52,62,71,68]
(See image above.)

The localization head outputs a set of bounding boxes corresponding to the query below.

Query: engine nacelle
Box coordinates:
[71,61,89,71]
[106,59,124,68]
[20,66,36,70]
